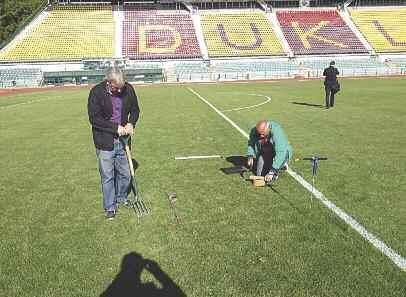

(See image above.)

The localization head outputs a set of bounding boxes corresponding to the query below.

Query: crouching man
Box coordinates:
[247,120,293,183]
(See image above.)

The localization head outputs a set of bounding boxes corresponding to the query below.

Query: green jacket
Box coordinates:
[247,120,293,171]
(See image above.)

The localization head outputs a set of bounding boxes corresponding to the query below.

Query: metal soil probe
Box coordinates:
[123,137,151,219]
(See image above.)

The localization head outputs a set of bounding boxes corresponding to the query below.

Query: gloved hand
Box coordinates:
[117,125,126,136]
[124,123,134,135]
[265,169,278,182]
[264,173,274,182]
[247,157,254,169]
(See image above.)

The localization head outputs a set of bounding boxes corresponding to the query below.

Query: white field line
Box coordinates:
[187,87,406,272]
[188,88,249,138]
[0,97,60,110]
[222,94,272,112]
[175,155,222,160]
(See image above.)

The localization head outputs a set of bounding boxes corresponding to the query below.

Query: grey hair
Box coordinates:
[105,67,125,88]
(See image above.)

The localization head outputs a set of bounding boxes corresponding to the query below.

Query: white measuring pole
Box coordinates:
[175,155,222,160]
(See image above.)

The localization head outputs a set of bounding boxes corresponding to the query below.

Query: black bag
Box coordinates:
[331,81,340,94]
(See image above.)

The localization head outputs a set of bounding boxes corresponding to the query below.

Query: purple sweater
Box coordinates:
[110,96,122,125]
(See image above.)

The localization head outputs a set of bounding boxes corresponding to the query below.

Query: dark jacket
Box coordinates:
[323,66,339,86]
[88,81,140,150]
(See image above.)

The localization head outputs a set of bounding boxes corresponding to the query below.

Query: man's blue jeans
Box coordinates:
[96,139,130,212]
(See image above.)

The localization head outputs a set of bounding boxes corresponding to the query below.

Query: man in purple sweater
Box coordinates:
[88,67,140,220]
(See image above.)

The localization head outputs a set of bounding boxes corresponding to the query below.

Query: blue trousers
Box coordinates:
[96,139,130,212]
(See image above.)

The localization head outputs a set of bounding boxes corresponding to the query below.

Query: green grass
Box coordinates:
[0,78,405,297]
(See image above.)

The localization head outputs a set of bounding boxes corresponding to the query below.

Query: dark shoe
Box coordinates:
[106,210,115,220]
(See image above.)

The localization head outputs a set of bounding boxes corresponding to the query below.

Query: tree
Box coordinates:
[0,0,44,45]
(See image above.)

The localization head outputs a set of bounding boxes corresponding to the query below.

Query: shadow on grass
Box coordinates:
[291,101,324,108]
[269,177,349,233]
[100,252,186,297]
[225,155,247,167]
[220,155,252,176]
[268,185,307,216]
[224,156,308,217]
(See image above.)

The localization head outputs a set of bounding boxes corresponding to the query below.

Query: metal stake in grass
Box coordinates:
[303,156,328,203]
[122,137,151,220]
[167,192,181,224]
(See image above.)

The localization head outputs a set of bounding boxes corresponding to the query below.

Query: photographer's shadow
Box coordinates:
[100,252,186,297]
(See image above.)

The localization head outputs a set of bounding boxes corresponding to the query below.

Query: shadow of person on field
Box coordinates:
[291,101,324,108]
[220,155,255,176]
[267,185,306,216]
[225,155,247,167]
[100,252,186,297]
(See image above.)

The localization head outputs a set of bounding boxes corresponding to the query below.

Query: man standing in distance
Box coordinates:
[323,61,340,109]
[88,67,140,220]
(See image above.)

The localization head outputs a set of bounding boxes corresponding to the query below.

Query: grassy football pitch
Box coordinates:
[0,78,405,296]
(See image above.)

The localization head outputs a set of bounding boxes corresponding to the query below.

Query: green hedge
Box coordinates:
[0,0,45,44]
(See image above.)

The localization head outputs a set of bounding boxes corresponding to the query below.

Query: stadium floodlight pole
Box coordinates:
[302,156,328,203]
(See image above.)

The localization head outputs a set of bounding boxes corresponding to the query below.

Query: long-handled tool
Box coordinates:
[167,192,181,224]
[122,137,151,219]
[303,156,328,202]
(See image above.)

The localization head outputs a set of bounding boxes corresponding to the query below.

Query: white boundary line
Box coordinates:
[0,97,61,110]
[175,155,222,160]
[187,87,406,272]
[222,94,272,112]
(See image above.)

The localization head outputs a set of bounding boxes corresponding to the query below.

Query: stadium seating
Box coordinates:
[277,10,367,55]
[0,5,115,61]
[350,8,406,53]
[200,12,285,57]
[123,8,202,59]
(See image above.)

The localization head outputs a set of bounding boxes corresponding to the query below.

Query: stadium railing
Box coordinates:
[0,68,43,88]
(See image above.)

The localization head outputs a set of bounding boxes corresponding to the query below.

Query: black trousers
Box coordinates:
[325,85,335,108]
[254,143,275,176]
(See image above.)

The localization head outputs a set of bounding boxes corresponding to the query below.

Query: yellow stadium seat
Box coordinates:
[350,8,406,53]
[0,5,114,61]
[200,12,284,57]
